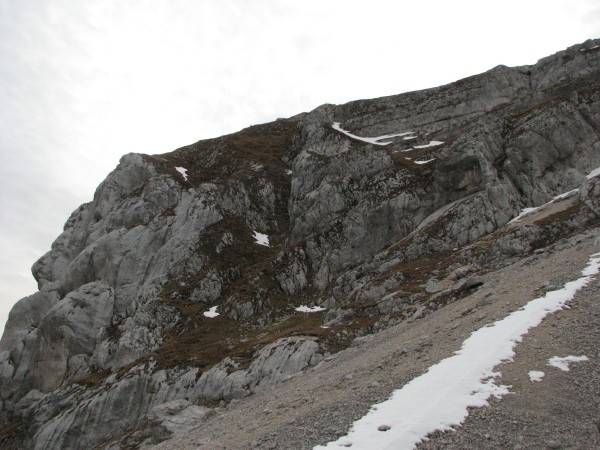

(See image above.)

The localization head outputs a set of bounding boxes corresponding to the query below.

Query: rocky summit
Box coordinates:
[2,39,600,449]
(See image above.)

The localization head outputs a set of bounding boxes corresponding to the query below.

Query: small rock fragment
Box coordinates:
[378,424,391,432]
[425,278,441,293]
[476,296,494,307]
[412,306,426,320]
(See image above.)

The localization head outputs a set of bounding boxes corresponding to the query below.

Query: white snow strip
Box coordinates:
[553,188,579,200]
[547,355,588,372]
[587,166,600,179]
[316,252,600,450]
[412,140,444,149]
[203,306,219,318]
[252,230,270,247]
[509,188,579,224]
[508,207,539,224]
[175,166,189,181]
[414,158,436,165]
[332,122,413,146]
[295,305,326,313]
[403,136,418,140]
[527,370,545,382]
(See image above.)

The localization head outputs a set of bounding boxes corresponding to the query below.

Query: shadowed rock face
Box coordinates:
[1,39,600,448]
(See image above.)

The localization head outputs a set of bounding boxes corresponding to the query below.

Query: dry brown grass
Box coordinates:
[0,419,25,447]
[72,370,111,388]
[153,300,333,371]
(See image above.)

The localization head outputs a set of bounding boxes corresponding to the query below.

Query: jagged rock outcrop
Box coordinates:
[1,39,600,448]
[9,336,319,449]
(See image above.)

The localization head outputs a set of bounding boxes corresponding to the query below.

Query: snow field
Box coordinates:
[316,252,600,449]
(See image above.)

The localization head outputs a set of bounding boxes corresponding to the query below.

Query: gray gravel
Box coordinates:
[153,234,600,450]
[418,276,600,449]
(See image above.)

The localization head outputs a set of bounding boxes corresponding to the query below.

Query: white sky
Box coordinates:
[0,0,598,332]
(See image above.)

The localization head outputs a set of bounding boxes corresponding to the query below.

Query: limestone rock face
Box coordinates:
[580,175,600,216]
[193,336,320,401]
[32,281,114,392]
[1,39,600,448]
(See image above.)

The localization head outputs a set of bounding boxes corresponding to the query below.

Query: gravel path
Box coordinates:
[153,233,600,449]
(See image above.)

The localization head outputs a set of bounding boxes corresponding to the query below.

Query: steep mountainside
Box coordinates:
[1,39,600,448]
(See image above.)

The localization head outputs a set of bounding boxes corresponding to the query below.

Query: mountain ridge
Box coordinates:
[1,38,600,448]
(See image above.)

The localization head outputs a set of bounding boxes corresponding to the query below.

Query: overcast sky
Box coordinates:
[0,0,598,332]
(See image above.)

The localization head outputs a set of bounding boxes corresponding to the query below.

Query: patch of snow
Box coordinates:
[295,305,326,313]
[547,355,588,372]
[412,140,444,149]
[175,167,189,181]
[586,166,600,179]
[580,45,600,51]
[203,306,219,318]
[285,169,293,175]
[510,188,579,224]
[252,230,270,247]
[403,135,418,140]
[414,158,436,165]
[509,207,540,224]
[332,122,413,146]
[316,252,600,450]
[250,162,263,171]
[404,157,412,160]
[527,370,545,382]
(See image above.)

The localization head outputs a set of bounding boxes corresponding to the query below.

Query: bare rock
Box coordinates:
[452,276,485,295]
[580,176,600,217]
[147,400,212,435]
[194,337,321,402]
[425,278,441,294]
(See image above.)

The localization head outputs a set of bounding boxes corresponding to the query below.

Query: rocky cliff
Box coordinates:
[1,39,600,448]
